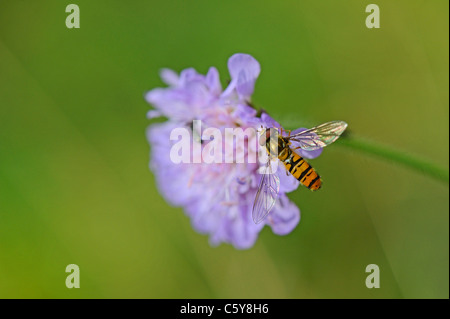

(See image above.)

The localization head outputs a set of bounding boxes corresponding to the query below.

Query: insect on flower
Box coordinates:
[253,121,348,224]
[146,52,348,249]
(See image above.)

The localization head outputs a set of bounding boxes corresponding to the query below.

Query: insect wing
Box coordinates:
[287,121,348,151]
[252,161,280,224]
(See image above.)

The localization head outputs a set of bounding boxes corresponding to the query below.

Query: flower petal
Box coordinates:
[179,68,204,86]
[260,112,281,129]
[206,67,222,95]
[146,110,163,119]
[268,195,300,235]
[159,68,179,86]
[226,53,260,98]
[277,161,300,193]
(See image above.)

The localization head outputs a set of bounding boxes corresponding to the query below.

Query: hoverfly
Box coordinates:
[252,121,348,224]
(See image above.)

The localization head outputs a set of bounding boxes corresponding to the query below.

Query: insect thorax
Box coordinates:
[265,135,290,161]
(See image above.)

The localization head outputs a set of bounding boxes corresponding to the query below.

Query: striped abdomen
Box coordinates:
[281,150,322,191]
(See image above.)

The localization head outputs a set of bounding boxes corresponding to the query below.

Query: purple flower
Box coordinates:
[145,53,321,249]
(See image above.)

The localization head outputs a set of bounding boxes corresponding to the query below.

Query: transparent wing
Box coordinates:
[286,121,348,151]
[252,160,280,224]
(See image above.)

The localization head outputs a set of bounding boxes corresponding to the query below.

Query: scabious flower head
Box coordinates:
[146,53,320,249]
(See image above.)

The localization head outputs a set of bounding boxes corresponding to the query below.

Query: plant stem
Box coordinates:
[336,134,449,184]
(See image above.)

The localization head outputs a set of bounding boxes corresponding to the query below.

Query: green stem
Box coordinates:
[336,134,449,184]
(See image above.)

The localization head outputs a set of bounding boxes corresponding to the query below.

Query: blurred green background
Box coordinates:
[0,0,448,298]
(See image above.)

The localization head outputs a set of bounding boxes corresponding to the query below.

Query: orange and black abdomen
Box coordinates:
[282,150,322,191]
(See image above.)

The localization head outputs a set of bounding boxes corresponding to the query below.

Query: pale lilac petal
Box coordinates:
[226,204,263,249]
[298,147,323,159]
[268,195,300,235]
[232,103,257,121]
[277,161,300,193]
[159,68,179,86]
[226,53,260,98]
[260,112,281,129]
[206,67,222,95]
[179,68,204,86]
[145,88,190,121]
[146,110,162,119]
[146,123,199,207]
